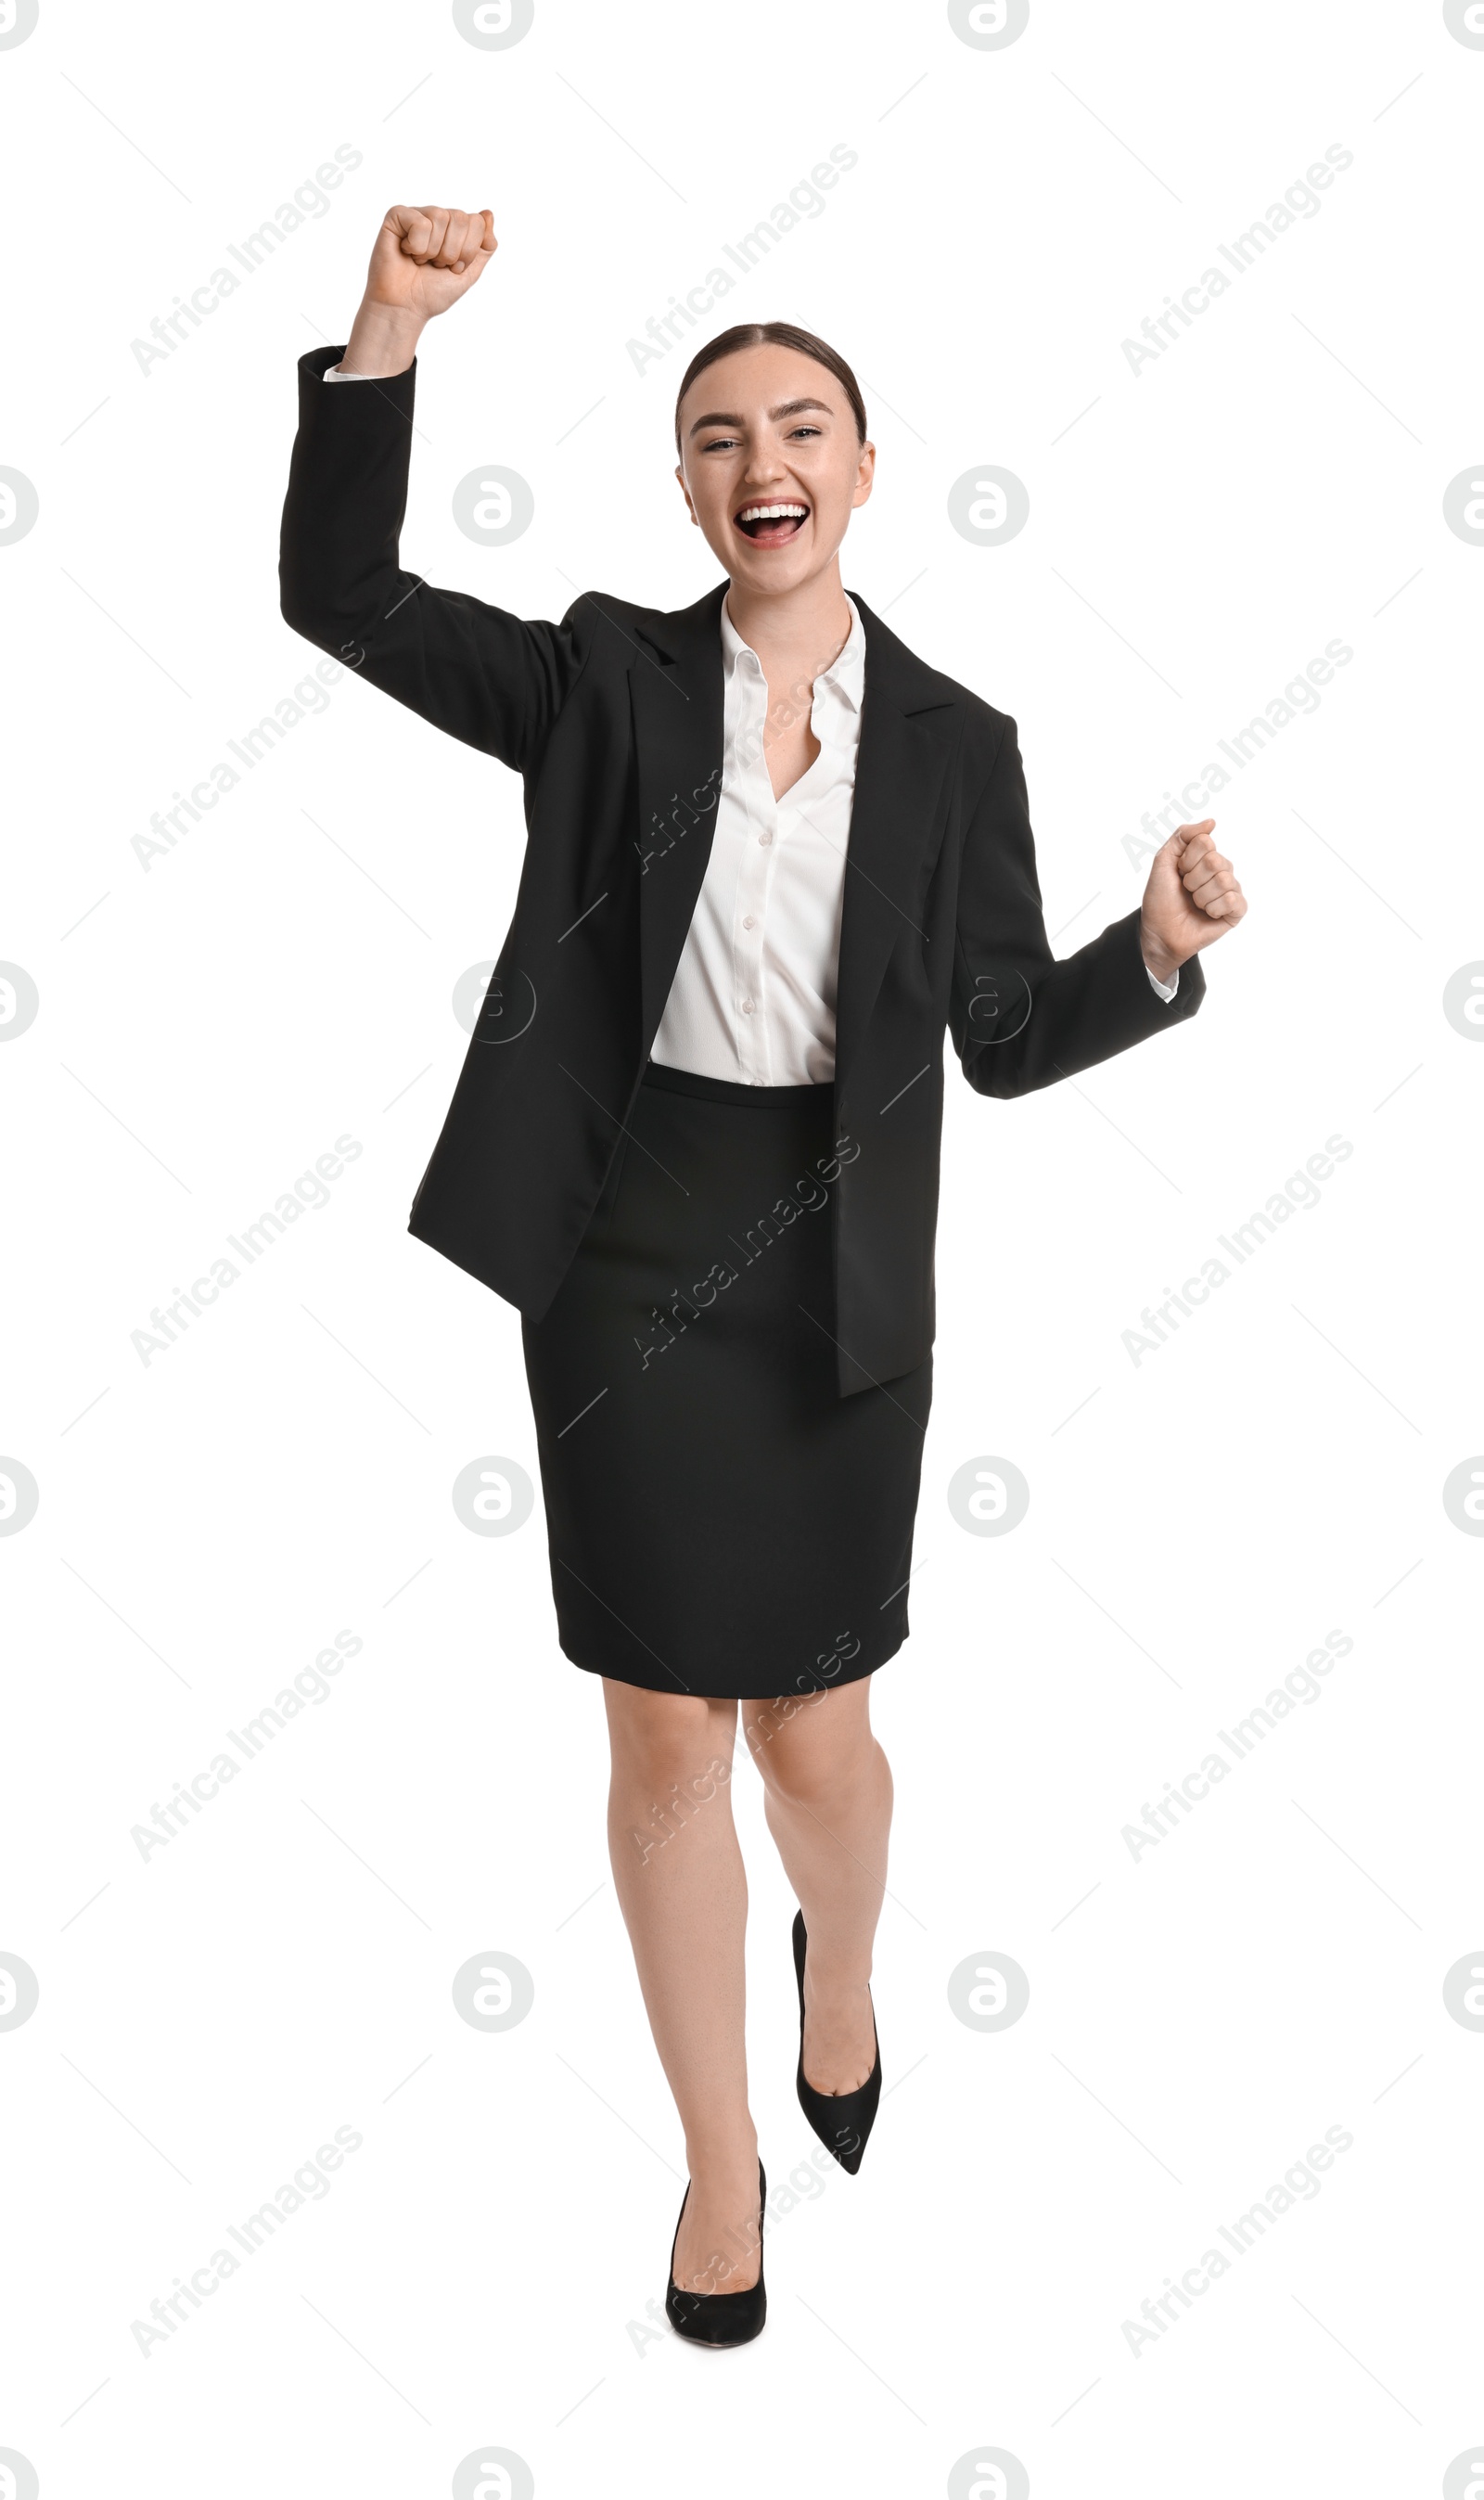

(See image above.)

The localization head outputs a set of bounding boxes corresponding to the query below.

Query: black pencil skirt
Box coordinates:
[520,1061,933,1700]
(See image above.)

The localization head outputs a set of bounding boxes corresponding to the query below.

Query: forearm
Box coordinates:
[956,909,1204,1096]
[279,346,417,650]
[279,339,588,769]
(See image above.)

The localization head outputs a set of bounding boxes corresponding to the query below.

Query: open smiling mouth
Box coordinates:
[735,500,810,546]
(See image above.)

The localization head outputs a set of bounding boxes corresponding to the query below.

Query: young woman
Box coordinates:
[279,203,1247,2347]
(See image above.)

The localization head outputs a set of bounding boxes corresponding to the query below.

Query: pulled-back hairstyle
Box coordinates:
[673,322,868,454]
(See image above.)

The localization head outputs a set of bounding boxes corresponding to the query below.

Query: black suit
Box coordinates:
[279,343,1205,1398]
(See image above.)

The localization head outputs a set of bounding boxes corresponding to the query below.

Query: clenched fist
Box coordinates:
[1139,820,1247,986]
[339,205,497,378]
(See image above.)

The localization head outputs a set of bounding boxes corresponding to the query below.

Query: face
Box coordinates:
[675,343,875,594]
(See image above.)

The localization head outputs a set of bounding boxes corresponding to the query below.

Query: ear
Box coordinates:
[851,439,876,510]
[675,460,699,526]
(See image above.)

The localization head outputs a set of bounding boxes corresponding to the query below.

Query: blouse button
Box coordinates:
[741,998,756,1014]
[742,915,756,929]
[758,829,774,846]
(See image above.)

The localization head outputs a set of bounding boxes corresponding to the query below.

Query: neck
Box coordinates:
[723,559,852,687]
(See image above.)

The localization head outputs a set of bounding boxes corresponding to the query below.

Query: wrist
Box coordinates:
[1138,921,1183,986]
[338,301,424,378]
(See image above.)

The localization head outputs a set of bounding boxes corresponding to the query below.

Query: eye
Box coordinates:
[787,425,822,442]
[699,433,741,453]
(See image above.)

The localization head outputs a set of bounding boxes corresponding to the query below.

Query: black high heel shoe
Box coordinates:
[665,2158,767,2347]
[793,1910,881,2175]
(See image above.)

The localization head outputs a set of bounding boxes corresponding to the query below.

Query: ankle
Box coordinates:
[804,1946,873,1996]
[684,2127,759,2183]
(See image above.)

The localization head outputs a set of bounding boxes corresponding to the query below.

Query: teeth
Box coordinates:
[738,503,807,523]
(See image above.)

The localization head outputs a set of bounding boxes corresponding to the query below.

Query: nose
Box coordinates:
[741,446,787,490]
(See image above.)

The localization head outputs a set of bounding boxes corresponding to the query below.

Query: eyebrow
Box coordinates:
[686,396,835,439]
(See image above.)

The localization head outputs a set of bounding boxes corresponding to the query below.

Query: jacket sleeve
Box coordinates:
[950,714,1205,1096]
[278,345,591,775]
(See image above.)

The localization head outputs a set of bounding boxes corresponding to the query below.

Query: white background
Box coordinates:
[3,2,1482,2494]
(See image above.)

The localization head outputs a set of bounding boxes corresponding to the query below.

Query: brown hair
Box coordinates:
[673,322,868,454]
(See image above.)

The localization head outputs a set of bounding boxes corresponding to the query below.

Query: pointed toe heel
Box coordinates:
[793,1910,881,2174]
[665,2159,767,2347]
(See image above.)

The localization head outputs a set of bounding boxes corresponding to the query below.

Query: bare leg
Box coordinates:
[602,1681,761,2294]
[744,1680,889,2093]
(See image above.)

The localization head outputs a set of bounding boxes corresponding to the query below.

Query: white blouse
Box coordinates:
[650,593,866,1086]
[323,364,1178,1055]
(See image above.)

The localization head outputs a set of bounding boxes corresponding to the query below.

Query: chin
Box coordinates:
[730,540,835,593]
[734,553,810,590]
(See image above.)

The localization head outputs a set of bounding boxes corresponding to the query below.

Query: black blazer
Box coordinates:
[279,344,1205,1395]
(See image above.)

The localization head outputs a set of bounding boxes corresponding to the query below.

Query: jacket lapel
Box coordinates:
[627,580,958,1077]
[831,594,959,1100]
[628,583,729,1046]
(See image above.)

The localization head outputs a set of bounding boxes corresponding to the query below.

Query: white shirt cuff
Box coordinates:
[1146,964,1180,1003]
[323,364,369,382]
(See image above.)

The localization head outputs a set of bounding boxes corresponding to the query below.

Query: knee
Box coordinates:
[751,1699,875,1811]
[606,1686,734,1793]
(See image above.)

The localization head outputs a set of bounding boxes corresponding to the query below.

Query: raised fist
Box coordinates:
[364,204,497,321]
[1139,819,1247,984]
